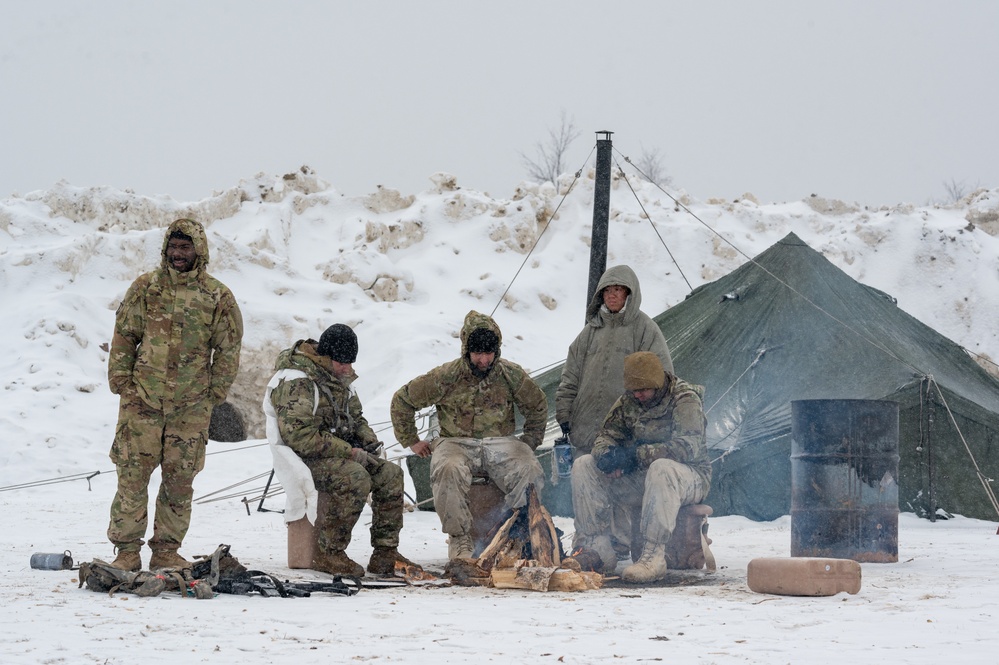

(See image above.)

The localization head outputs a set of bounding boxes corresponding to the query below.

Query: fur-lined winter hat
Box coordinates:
[317,324,358,363]
[623,351,665,391]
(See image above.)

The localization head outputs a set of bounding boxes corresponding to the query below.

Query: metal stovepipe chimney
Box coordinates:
[586,130,613,312]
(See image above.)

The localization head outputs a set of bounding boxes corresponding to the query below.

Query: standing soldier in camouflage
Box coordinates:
[391,310,548,560]
[265,324,419,577]
[572,352,711,583]
[106,218,243,571]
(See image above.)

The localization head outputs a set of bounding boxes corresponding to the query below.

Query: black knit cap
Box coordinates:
[317,324,358,363]
[467,328,499,354]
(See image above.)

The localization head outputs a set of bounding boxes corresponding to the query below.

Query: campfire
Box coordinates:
[444,485,603,592]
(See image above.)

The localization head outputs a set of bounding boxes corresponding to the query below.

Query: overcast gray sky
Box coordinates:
[3,1,997,206]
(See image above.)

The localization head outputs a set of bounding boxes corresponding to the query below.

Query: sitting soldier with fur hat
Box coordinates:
[264,323,419,577]
[571,351,712,582]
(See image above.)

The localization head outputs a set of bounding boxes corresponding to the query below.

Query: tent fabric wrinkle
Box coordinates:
[537,232,999,522]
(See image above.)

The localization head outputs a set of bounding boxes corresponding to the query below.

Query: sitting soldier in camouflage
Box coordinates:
[572,351,712,583]
[106,218,243,572]
[390,310,548,560]
[266,324,418,577]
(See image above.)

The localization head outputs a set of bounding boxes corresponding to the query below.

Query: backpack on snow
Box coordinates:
[78,544,246,599]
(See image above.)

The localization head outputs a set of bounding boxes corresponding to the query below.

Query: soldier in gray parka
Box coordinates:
[555,264,673,559]
[555,264,673,454]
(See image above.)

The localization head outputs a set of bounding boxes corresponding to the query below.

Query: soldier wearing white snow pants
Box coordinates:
[572,352,711,583]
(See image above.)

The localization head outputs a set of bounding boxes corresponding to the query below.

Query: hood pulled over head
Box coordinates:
[460,310,503,360]
[586,264,644,322]
[160,218,210,273]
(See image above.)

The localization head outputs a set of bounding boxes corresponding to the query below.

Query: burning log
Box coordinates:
[443,485,603,591]
[490,565,603,592]
[394,560,438,583]
[527,488,560,568]
[478,485,560,571]
[562,547,605,573]
[466,485,603,592]
[476,507,523,572]
[443,558,492,587]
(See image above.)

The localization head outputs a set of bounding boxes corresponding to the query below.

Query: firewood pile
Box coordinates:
[444,486,603,592]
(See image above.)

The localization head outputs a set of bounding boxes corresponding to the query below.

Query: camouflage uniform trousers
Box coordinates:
[572,455,707,549]
[429,436,544,537]
[306,454,404,552]
[107,392,212,552]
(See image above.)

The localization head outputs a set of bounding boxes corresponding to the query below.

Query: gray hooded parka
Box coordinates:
[555,265,673,453]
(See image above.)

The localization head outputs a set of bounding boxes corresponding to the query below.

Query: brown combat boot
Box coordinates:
[622,542,668,583]
[367,547,422,575]
[312,550,365,577]
[582,535,618,574]
[447,533,474,560]
[149,550,192,570]
[110,548,142,572]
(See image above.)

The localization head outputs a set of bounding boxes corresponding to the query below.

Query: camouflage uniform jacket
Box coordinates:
[108,218,243,410]
[555,264,673,452]
[593,375,712,489]
[269,339,379,461]
[391,310,548,450]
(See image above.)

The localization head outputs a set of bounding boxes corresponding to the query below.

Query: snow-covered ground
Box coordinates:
[2,169,998,663]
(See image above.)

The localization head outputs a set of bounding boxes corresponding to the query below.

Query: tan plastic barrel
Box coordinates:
[747,556,861,596]
[287,492,330,569]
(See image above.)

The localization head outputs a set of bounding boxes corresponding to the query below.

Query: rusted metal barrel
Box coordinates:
[791,399,899,563]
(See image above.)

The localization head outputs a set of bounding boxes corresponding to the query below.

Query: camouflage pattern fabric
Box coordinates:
[307,453,403,550]
[390,310,548,450]
[108,218,243,409]
[555,264,674,454]
[269,340,379,458]
[574,374,711,549]
[592,376,712,488]
[554,265,672,556]
[572,454,707,548]
[269,340,402,549]
[107,218,243,554]
[107,360,213,551]
[391,311,547,538]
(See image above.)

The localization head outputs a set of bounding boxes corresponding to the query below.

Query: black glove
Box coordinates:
[594,446,638,475]
[559,422,571,436]
[362,440,384,456]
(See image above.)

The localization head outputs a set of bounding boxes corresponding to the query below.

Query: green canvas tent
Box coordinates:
[535,232,999,522]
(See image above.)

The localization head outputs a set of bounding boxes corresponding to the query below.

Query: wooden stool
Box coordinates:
[666,504,714,570]
[468,475,508,556]
[631,503,715,570]
[287,492,330,569]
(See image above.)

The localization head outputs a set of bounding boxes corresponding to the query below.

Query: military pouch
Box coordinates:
[78,560,213,599]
